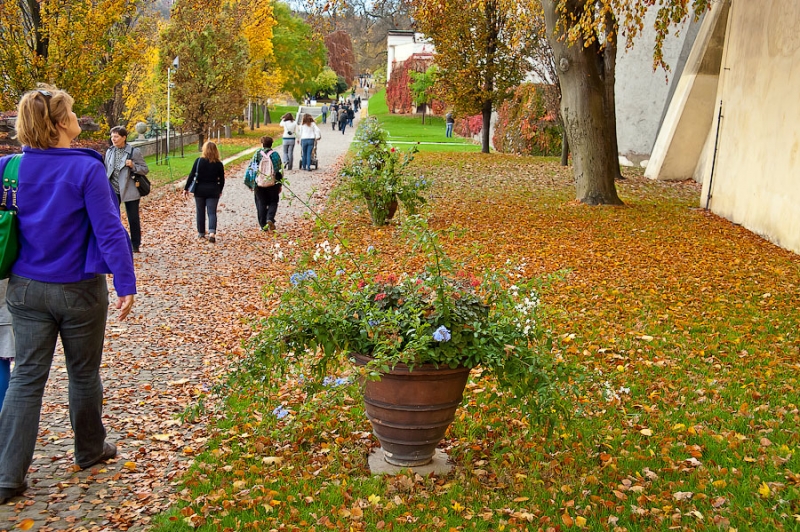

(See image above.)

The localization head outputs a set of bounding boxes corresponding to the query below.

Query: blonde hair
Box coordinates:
[202,141,221,163]
[15,84,75,149]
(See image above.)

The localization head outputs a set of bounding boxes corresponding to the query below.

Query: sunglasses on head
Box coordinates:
[36,89,53,117]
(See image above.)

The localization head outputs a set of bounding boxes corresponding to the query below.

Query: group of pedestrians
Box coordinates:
[331,103,355,134]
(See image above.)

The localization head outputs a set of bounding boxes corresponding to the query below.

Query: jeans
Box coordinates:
[300,139,315,170]
[254,188,278,229]
[282,139,295,170]
[0,358,9,413]
[194,196,219,235]
[321,113,327,124]
[0,275,110,490]
[116,196,141,250]
[446,123,454,138]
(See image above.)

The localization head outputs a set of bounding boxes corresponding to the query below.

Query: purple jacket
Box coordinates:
[0,147,136,296]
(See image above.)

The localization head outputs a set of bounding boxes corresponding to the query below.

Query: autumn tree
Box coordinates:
[409,65,438,124]
[270,0,327,101]
[161,0,248,148]
[541,0,710,205]
[325,30,356,87]
[0,0,154,120]
[406,0,534,153]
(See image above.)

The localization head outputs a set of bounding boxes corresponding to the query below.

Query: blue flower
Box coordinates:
[272,406,290,419]
[336,269,345,275]
[304,270,317,279]
[323,376,351,387]
[368,319,380,327]
[366,246,375,254]
[290,273,303,285]
[433,326,451,342]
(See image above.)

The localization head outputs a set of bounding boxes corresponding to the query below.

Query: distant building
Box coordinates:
[386,30,435,82]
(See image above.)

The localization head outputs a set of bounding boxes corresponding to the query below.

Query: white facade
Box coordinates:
[648,0,800,255]
[386,31,435,82]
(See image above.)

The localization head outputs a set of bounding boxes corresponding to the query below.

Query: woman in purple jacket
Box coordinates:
[0,85,136,504]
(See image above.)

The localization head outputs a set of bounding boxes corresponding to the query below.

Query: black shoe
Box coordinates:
[78,442,117,470]
[133,247,140,253]
[267,221,276,231]
[208,234,216,243]
[0,481,28,504]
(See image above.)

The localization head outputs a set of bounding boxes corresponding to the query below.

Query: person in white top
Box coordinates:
[279,113,297,170]
[297,114,322,171]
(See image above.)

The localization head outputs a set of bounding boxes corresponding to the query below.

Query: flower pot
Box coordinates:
[354,354,471,467]
[364,195,398,226]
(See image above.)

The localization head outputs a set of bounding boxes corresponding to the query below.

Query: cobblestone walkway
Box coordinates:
[0,114,359,531]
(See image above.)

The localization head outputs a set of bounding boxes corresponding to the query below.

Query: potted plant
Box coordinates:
[338,117,429,226]
[247,218,570,467]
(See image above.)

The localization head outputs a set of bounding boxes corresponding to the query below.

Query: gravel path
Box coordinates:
[0,113,361,532]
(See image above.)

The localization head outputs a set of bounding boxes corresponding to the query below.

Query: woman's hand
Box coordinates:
[117,294,135,320]
[182,189,190,198]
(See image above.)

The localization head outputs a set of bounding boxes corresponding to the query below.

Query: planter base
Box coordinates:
[368,448,452,476]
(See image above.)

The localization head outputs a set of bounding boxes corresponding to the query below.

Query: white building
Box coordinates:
[647,0,800,255]
[386,30,435,82]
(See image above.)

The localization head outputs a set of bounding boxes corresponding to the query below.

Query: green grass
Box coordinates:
[367,89,481,152]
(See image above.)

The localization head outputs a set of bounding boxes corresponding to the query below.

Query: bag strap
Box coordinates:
[1,155,22,210]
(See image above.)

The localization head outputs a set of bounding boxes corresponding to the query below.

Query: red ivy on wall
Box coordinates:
[386,54,440,115]
[493,84,562,156]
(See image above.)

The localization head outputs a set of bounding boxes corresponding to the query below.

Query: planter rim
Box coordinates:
[353,353,471,376]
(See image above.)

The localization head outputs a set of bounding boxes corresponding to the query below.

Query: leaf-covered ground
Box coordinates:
[149,152,800,532]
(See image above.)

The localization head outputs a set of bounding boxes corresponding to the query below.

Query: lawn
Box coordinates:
[368,89,481,152]
[151,153,800,531]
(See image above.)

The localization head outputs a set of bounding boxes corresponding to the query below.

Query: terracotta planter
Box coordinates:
[364,195,398,226]
[355,354,471,467]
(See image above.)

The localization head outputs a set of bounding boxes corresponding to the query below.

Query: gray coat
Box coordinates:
[104,143,149,203]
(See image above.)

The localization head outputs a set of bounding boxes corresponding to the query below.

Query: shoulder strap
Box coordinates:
[1,154,22,209]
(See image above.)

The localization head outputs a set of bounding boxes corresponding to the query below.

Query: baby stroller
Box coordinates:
[310,138,319,170]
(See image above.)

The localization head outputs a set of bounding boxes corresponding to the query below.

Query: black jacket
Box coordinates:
[186,158,225,197]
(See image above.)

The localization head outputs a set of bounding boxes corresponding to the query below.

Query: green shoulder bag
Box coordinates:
[0,154,22,279]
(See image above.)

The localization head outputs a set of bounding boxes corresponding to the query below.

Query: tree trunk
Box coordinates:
[560,131,569,166]
[480,100,492,154]
[542,0,623,205]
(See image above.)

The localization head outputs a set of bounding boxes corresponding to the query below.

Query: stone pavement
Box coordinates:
[0,112,361,532]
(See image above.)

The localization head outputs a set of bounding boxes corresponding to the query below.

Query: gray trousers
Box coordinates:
[0,274,109,490]
[282,138,295,170]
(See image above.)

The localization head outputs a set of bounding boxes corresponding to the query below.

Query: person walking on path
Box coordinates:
[252,136,283,231]
[183,141,225,243]
[0,85,136,505]
[279,113,297,171]
[298,114,322,171]
[445,112,455,138]
[330,104,339,131]
[104,125,149,253]
[338,107,349,134]
[321,103,329,124]
[347,105,355,128]
[0,279,14,413]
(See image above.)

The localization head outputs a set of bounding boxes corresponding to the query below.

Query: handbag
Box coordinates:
[132,173,151,196]
[187,159,199,193]
[0,155,22,279]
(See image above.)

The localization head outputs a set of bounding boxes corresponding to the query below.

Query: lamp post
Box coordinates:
[167,56,179,159]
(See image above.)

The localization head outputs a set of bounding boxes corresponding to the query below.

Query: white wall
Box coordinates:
[615,9,701,166]
[699,0,800,254]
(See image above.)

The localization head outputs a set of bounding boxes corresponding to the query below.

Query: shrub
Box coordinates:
[493,84,562,156]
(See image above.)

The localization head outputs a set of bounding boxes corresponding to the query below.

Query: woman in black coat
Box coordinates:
[183,141,225,243]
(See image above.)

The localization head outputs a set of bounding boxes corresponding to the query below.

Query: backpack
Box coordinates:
[256,149,276,187]
[244,157,258,189]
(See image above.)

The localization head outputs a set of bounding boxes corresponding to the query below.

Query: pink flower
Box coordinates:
[374,293,387,301]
